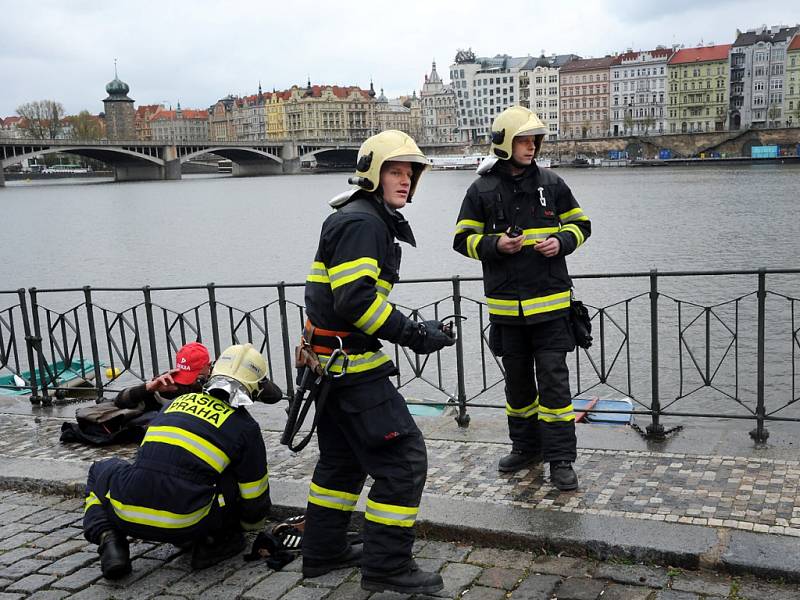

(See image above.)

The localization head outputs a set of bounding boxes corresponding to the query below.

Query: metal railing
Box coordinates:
[2,268,799,442]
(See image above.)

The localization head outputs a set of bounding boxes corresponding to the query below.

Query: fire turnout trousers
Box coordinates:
[493,317,577,463]
[301,377,427,578]
[83,458,240,546]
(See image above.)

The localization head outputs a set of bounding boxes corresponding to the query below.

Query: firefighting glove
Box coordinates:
[254,379,283,404]
[401,320,456,355]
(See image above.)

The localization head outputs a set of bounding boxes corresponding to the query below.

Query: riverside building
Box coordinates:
[609,48,673,136]
[518,54,578,141]
[559,56,615,138]
[729,25,799,130]
[667,44,731,133]
[449,50,526,143]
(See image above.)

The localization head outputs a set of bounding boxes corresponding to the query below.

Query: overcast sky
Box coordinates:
[1,0,798,116]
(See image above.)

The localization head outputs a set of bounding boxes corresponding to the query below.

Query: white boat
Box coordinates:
[429,155,484,170]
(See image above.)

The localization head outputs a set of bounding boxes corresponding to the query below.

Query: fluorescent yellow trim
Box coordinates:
[84,492,101,513]
[238,473,270,500]
[106,492,212,529]
[143,426,230,473]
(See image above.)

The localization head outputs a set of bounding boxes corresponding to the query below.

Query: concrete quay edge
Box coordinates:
[1,456,798,585]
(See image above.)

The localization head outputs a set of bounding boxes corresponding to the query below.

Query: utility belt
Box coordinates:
[303,319,375,356]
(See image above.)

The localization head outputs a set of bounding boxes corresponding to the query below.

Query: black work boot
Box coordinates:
[361,561,444,595]
[191,531,246,570]
[498,449,542,473]
[302,543,363,578]
[98,530,131,580]
[550,461,579,491]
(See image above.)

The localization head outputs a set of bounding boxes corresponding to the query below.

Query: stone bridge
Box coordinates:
[0,139,373,186]
[546,127,800,160]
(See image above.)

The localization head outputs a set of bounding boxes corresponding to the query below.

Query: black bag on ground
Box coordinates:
[59,402,156,446]
[570,299,593,349]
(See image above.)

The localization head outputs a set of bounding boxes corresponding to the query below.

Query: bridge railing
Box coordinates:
[2,268,800,442]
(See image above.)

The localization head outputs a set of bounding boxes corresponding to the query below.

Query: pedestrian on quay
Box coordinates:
[83,343,281,579]
[453,106,592,491]
[300,130,454,595]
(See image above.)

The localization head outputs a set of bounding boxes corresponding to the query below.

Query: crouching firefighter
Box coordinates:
[298,130,455,595]
[83,343,281,579]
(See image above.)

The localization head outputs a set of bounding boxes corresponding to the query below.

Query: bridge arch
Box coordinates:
[299,147,358,168]
[0,146,165,169]
[178,147,283,164]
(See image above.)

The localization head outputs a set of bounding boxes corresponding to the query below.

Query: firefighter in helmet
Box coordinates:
[301,130,453,595]
[453,106,592,490]
[83,343,280,578]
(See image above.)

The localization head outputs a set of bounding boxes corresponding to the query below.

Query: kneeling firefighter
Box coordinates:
[299,130,454,595]
[83,343,280,578]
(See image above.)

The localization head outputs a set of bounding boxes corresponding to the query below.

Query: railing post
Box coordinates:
[750,268,769,443]
[83,287,105,402]
[207,283,221,358]
[18,288,40,404]
[452,276,470,427]
[28,287,51,405]
[277,283,295,398]
[143,286,159,378]
[646,269,665,440]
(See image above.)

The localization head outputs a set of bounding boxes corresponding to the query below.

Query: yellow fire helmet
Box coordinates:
[490,106,548,160]
[349,129,431,201]
[205,343,267,408]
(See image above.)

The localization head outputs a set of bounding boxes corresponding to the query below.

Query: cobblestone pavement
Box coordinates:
[3,414,800,537]
[0,489,797,600]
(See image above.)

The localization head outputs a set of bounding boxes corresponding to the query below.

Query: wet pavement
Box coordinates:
[0,397,799,598]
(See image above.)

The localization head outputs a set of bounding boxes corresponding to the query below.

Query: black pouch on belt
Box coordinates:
[569,298,593,349]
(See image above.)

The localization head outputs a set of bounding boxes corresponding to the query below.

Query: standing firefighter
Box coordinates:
[453,106,591,491]
[300,130,454,595]
[83,343,277,578]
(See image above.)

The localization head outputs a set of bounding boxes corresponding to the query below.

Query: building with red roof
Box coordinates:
[666,44,732,133]
[785,33,800,126]
[149,103,209,142]
[559,56,616,138]
[609,47,674,136]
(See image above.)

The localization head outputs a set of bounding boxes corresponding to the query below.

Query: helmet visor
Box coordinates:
[205,375,253,407]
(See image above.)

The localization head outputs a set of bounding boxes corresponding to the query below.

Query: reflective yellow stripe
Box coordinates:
[466,233,483,259]
[486,297,520,317]
[561,223,585,246]
[84,492,101,513]
[142,426,230,473]
[506,395,539,418]
[328,257,379,289]
[106,492,213,529]
[354,295,393,335]
[522,227,560,246]
[319,350,391,374]
[238,472,269,500]
[308,482,360,511]
[520,291,571,316]
[307,261,330,284]
[559,208,588,223]
[365,498,418,528]
[538,404,576,423]
[376,278,393,296]
[456,219,484,234]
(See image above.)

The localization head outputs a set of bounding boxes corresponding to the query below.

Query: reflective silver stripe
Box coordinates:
[308,482,359,511]
[356,297,392,334]
[328,261,379,289]
[319,351,391,374]
[143,427,230,472]
[365,499,418,527]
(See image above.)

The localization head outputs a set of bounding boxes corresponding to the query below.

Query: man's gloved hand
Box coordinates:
[402,320,456,355]
[254,379,283,404]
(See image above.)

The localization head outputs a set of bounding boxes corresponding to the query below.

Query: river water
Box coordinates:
[3,165,800,424]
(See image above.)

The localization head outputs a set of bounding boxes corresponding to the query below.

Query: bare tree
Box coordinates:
[15,100,65,139]
[66,110,104,140]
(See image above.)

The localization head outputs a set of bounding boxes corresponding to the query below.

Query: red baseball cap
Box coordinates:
[172,342,211,385]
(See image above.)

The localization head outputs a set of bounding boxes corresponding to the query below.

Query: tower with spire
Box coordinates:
[103,59,136,140]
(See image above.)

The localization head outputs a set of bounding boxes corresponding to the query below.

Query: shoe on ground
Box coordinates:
[550,461,579,491]
[361,562,444,595]
[191,531,246,570]
[98,530,131,580]
[302,542,363,578]
[498,449,543,472]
